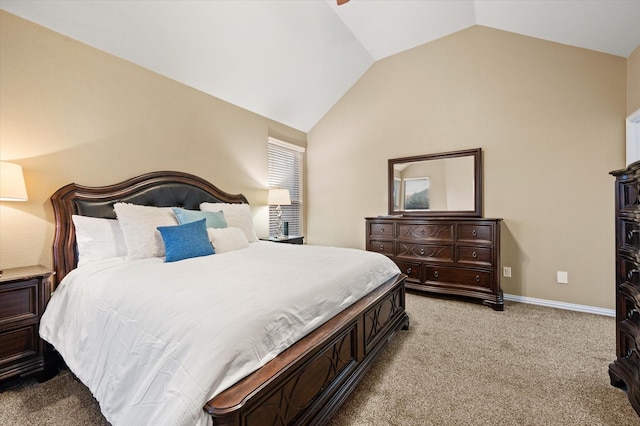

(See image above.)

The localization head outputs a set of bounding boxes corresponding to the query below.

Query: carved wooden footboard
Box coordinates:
[205,273,409,425]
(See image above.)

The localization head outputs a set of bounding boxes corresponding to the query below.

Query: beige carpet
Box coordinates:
[1,293,638,425]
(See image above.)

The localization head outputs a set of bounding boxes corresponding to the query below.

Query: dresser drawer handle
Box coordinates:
[472,229,478,237]
[420,229,425,235]
[419,248,425,255]
[406,267,412,274]
[379,244,385,251]
[626,348,637,359]
[434,271,439,278]
[472,251,477,258]
[628,269,639,281]
[475,275,481,282]
[380,227,384,233]
[628,309,640,320]
[629,229,640,240]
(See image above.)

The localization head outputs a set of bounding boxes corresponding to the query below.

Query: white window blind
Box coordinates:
[268,138,304,237]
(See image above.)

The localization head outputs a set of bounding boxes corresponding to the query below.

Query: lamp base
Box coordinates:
[275,204,284,238]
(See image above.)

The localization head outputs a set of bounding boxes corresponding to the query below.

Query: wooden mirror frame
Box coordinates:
[388,148,482,217]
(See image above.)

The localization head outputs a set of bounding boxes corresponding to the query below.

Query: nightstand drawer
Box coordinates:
[0,279,38,326]
[0,323,38,364]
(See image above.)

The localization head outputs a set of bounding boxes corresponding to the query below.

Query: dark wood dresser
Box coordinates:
[0,265,55,382]
[610,161,640,416]
[366,217,503,310]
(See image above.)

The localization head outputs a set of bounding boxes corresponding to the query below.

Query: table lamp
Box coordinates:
[268,188,291,238]
[0,161,28,201]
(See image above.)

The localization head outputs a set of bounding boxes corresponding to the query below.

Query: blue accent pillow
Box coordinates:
[157,219,215,262]
[172,207,227,229]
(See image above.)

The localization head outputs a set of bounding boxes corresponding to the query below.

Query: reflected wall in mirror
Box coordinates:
[388,148,482,217]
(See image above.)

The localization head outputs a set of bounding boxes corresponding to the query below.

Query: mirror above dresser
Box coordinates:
[388,148,482,217]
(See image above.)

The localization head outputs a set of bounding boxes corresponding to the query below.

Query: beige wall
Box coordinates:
[307,26,627,309]
[629,44,640,115]
[0,11,306,270]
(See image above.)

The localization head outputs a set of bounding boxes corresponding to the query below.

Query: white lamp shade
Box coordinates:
[0,161,28,201]
[268,188,291,206]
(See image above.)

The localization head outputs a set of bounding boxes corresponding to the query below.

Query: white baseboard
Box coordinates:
[503,293,615,317]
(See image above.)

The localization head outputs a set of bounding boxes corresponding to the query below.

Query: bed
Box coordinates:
[44,170,409,426]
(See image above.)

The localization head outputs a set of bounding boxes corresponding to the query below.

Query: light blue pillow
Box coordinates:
[172,207,227,229]
[157,219,215,262]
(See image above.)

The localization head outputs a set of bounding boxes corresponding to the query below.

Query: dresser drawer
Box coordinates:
[616,284,640,362]
[619,282,640,311]
[620,288,640,339]
[0,323,39,365]
[0,279,38,327]
[618,181,640,211]
[368,239,394,256]
[458,224,493,244]
[397,223,453,242]
[457,246,493,266]
[618,326,640,359]
[620,220,640,251]
[619,256,640,287]
[368,221,394,238]
[424,266,493,290]
[396,243,453,263]
[394,261,421,283]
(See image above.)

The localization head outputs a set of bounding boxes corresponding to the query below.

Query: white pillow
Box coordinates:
[113,203,178,260]
[207,227,250,253]
[72,215,127,266]
[200,203,258,243]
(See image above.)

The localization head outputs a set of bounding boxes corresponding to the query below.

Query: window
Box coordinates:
[268,138,304,236]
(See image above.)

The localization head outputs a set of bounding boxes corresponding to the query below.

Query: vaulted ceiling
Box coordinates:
[2,0,639,132]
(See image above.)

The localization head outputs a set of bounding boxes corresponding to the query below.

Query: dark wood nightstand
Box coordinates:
[0,265,55,382]
[260,235,304,245]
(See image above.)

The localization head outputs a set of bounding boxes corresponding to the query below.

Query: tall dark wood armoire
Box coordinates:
[610,160,640,416]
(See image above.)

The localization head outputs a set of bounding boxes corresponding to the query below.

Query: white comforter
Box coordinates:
[40,242,400,426]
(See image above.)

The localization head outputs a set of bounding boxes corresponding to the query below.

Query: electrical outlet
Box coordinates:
[557,271,568,284]
[503,266,511,278]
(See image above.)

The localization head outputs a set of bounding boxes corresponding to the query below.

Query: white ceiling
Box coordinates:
[1,0,639,132]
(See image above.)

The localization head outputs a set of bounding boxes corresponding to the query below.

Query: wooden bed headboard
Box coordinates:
[50,171,248,285]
